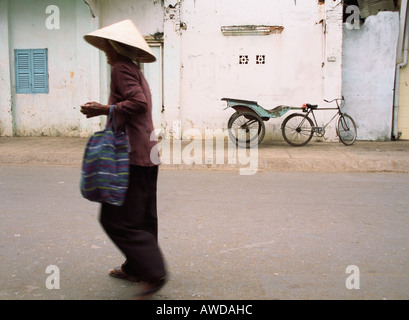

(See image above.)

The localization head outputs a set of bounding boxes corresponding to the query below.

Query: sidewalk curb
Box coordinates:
[1,137,409,173]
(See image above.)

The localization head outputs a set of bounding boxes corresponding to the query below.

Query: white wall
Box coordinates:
[0,0,13,136]
[342,11,400,141]
[98,0,164,35]
[176,0,343,140]
[94,0,343,141]
[3,0,99,136]
[1,0,344,139]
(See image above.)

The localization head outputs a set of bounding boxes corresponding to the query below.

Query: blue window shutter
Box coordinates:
[15,49,48,94]
[15,50,31,94]
[32,49,48,93]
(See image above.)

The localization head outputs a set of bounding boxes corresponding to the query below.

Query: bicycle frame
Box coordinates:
[301,98,344,136]
[282,97,356,147]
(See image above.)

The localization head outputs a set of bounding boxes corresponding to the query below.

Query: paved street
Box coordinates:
[1,164,408,300]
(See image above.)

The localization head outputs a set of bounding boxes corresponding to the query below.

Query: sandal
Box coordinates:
[109,266,140,282]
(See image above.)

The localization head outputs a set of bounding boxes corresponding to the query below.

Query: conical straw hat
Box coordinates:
[84,19,156,63]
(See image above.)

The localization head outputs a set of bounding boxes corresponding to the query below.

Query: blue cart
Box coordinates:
[222,97,299,147]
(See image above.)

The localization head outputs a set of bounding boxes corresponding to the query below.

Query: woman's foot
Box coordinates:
[108,266,140,282]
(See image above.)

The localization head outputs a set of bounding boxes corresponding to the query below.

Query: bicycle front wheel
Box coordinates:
[228,111,265,148]
[281,113,314,147]
[337,114,357,146]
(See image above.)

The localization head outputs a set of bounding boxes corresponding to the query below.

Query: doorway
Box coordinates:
[142,43,163,129]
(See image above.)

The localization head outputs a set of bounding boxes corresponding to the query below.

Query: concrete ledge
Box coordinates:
[1,137,409,173]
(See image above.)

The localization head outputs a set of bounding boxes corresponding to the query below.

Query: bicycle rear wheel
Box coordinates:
[281,113,314,146]
[228,111,265,148]
[337,114,357,146]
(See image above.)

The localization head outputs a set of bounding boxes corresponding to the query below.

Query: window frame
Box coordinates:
[14,48,49,94]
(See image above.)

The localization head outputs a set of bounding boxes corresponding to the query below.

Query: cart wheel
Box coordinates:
[228,112,265,148]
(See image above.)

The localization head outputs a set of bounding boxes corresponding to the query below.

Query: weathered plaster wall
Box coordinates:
[0,0,13,136]
[342,11,399,140]
[176,0,343,140]
[1,0,344,139]
[4,0,99,137]
[98,0,164,35]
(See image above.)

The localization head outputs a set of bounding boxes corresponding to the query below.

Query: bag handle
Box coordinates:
[106,105,117,132]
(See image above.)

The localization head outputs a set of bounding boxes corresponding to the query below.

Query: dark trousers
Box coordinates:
[99,165,167,282]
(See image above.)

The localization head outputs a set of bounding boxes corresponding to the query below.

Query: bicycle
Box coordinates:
[281,97,357,147]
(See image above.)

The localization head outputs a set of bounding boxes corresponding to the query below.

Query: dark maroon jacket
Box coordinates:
[108,59,159,166]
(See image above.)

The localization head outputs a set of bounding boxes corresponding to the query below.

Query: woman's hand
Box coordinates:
[80,102,110,118]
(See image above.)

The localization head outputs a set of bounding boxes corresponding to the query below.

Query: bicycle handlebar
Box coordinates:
[324,96,345,104]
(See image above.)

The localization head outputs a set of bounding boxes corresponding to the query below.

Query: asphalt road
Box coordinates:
[0,165,408,300]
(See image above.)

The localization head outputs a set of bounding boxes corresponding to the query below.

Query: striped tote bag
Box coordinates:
[80,106,130,206]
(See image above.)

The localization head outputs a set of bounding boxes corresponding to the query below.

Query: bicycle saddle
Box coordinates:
[302,103,318,109]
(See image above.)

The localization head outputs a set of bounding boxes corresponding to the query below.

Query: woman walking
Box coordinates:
[80,19,167,299]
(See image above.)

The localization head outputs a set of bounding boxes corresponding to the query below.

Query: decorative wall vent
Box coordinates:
[239,55,249,64]
[221,25,284,36]
[256,55,266,64]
